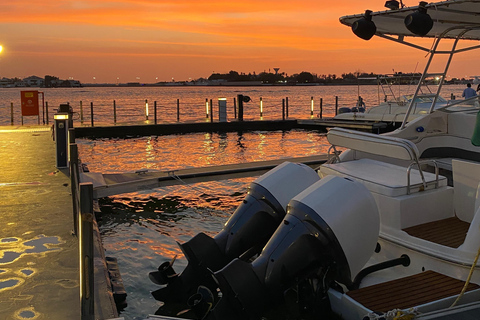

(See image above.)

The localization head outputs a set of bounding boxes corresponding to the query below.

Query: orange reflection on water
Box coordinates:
[78,130,330,174]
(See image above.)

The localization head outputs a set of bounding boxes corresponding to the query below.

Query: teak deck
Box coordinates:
[402,216,470,248]
[347,270,480,313]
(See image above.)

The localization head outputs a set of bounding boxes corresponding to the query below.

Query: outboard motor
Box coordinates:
[207,176,380,320]
[150,162,320,303]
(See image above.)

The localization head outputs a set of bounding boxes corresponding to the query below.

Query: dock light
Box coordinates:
[145,99,149,120]
[205,99,209,118]
[385,0,400,10]
[352,10,376,40]
[54,114,69,120]
[311,96,314,116]
[404,1,433,36]
[260,97,263,117]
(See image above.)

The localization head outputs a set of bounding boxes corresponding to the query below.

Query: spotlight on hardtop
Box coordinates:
[404,1,433,36]
[352,10,376,40]
[385,0,400,10]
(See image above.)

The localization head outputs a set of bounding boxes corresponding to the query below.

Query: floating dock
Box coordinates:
[82,155,328,198]
[74,118,390,139]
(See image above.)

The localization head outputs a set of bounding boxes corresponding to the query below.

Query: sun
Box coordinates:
[0,45,3,53]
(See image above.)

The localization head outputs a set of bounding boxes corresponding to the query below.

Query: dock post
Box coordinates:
[90,102,94,127]
[80,101,84,124]
[286,97,289,118]
[320,98,323,119]
[237,94,244,121]
[260,97,263,117]
[177,99,180,122]
[205,99,209,118]
[113,100,117,125]
[154,101,157,124]
[233,97,237,119]
[46,102,49,125]
[311,96,314,116]
[210,99,213,122]
[335,96,338,115]
[10,102,14,125]
[282,99,285,120]
[79,182,94,320]
[145,99,149,121]
[69,139,79,236]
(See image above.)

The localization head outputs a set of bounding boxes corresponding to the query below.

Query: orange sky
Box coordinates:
[0,0,477,83]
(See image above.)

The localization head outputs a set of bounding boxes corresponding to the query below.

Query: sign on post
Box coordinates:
[21,91,40,116]
[20,91,41,125]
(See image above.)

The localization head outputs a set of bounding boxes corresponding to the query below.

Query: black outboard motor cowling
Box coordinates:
[150,162,320,303]
[207,176,380,320]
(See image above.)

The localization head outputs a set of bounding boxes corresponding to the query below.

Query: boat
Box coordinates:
[333,74,453,130]
[149,1,480,319]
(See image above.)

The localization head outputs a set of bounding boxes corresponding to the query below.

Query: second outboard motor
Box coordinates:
[150,162,320,303]
[207,176,380,320]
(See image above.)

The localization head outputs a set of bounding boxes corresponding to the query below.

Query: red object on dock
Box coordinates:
[21,91,40,116]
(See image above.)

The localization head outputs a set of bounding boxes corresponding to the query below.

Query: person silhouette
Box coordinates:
[462,83,477,99]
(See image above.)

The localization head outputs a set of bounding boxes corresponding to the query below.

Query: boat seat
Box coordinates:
[321,128,446,196]
[320,158,446,197]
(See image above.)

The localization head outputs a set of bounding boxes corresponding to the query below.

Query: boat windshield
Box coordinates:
[403,95,447,104]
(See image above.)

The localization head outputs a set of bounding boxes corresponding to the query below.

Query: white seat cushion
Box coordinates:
[320,158,447,197]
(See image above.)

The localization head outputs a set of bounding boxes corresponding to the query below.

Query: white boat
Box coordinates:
[149,1,480,319]
[334,92,451,127]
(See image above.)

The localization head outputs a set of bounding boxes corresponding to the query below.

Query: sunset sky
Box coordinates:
[0,0,478,83]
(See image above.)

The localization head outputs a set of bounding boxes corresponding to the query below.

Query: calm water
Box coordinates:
[0,84,467,126]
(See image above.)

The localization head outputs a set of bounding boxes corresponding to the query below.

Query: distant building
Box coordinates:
[24,75,45,87]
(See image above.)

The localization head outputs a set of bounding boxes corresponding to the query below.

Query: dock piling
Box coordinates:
[145,99,149,121]
[282,99,285,120]
[311,96,314,116]
[154,101,157,124]
[335,96,338,115]
[46,102,49,125]
[113,100,117,125]
[260,97,263,118]
[80,101,84,124]
[233,97,237,119]
[320,98,323,119]
[237,94,244,121]
[205,99,209,119]
[177,99,180,122]
[90,102,94,127]
[79,182,94,320]
[10,102,14,125]
[286,97,289,118]
[210,99,213,122]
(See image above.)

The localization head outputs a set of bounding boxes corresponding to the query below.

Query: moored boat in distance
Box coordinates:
[148,1,480,319]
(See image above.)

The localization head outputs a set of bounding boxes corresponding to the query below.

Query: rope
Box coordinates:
[449,242,480,308]
[165,170,211,194]
[364,308,418,320]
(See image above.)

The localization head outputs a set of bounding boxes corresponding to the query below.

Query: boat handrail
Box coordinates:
[407,160,439,195]
[327,127,427,190]
[327,128,420,161]
[437,96,480,113]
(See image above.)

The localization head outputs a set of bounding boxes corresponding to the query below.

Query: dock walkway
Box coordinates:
[0,125,118,320]
[0,126,81,319]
